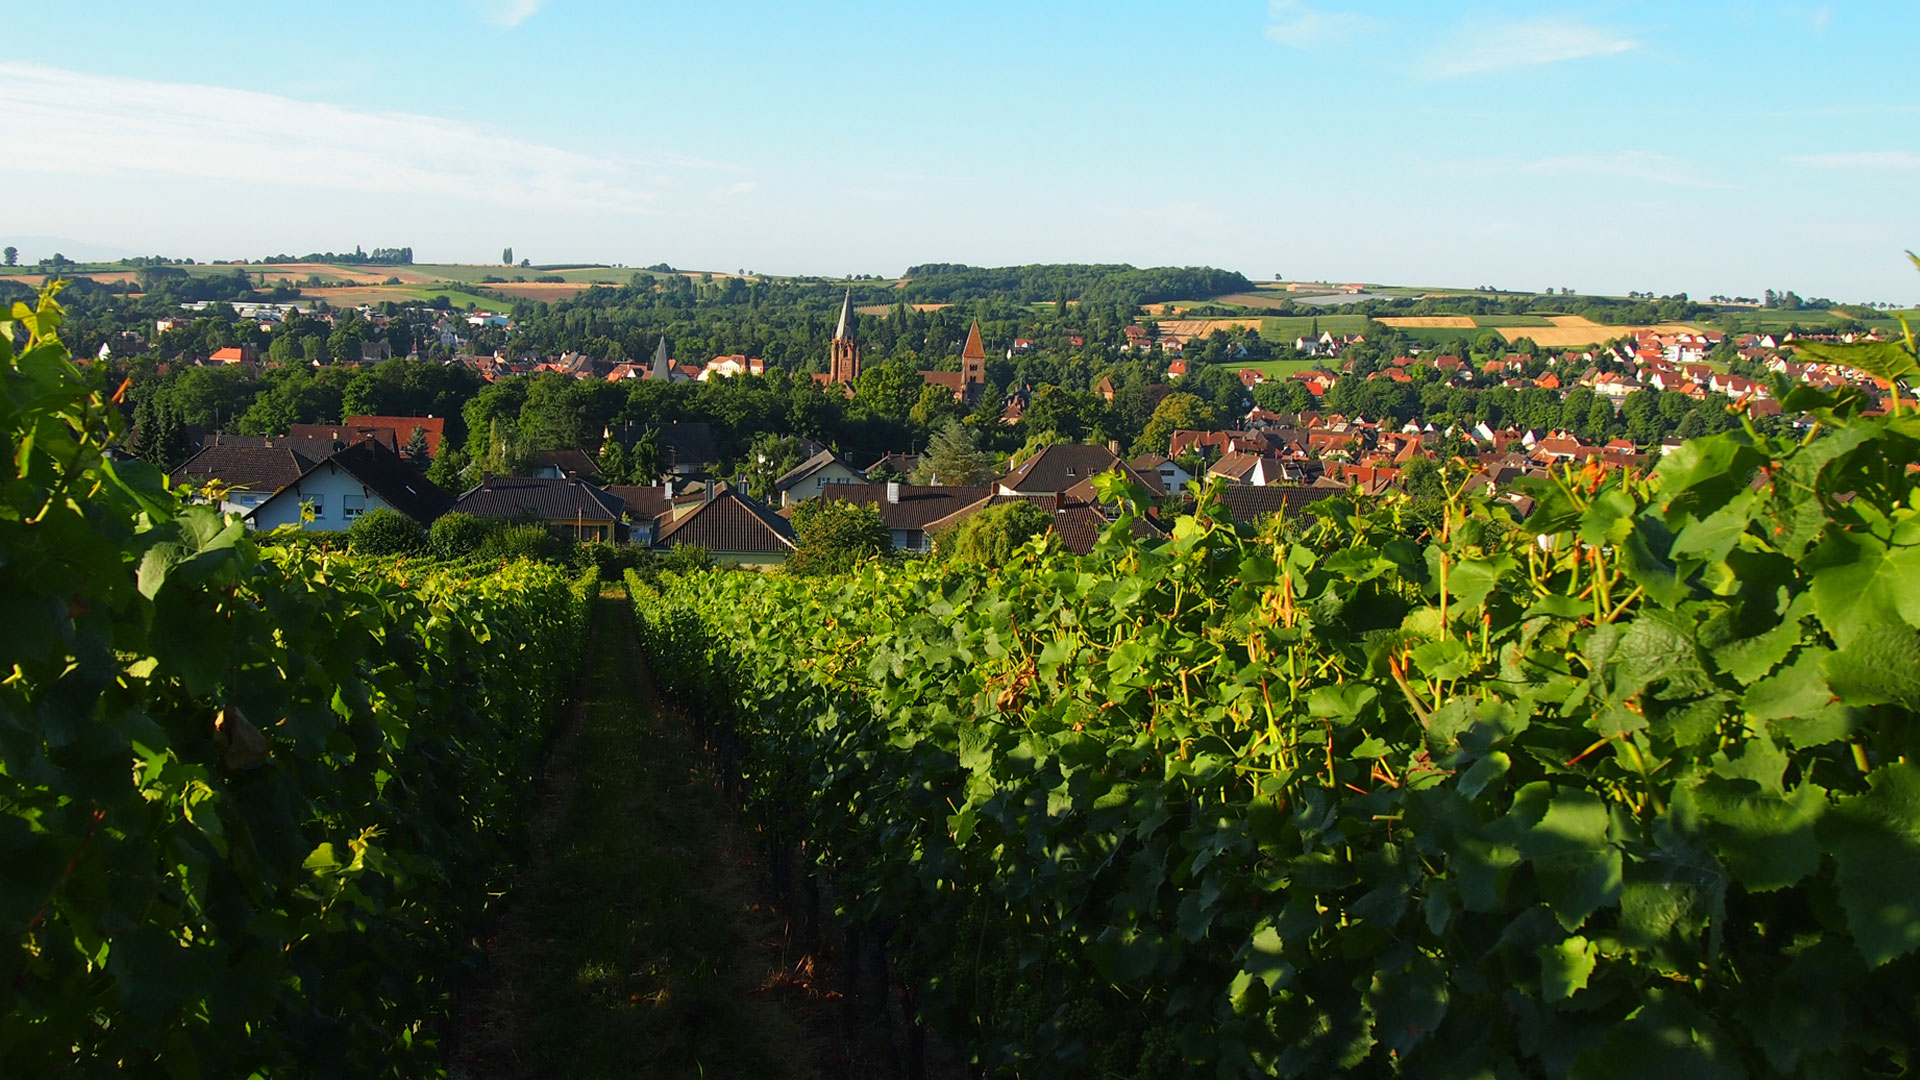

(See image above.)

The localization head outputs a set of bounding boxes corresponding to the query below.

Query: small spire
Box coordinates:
[834,290,856,341]
[652,336,670,379]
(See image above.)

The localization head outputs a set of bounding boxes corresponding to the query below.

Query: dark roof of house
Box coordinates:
[999,443,1155,495]
[289,423,399,455]
[1212,485,1325,526]
[456,476,624,524]
[654,488,795,553]
[324,439,454,524]
[774,448,865,492]
[918,492,1060,537]
[525,448,602,478]
[1052,504,1165,555]
[605,484,673,521]
[170,444,313,493]
[814,483,992,532]
[659,421,718,467]
[864,451,920,476]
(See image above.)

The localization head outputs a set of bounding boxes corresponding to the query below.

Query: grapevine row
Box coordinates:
[1,287,597,1076]
[631,382,1920,1077]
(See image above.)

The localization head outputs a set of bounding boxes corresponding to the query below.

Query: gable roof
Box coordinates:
[999,443,1151,494]
[774,448,865,492]
[658,421,718,467]
[322,439,454,524]
[456,475,624,523]
[813,483,992,531]
[654,488,796,553]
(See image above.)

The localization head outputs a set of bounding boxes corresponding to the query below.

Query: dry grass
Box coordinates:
[1377,316,1477,328]
[856,303,948,316]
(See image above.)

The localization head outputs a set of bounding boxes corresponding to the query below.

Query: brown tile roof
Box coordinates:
[456,476,624,524]
[998,443,1153,495]
[525,448,602,478]
[654,488,795,553]
[1212,485,1324,527]
[605,484,673,522]
[170,444,311,493]
[344,415,447,457]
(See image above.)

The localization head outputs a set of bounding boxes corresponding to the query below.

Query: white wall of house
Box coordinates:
[779,462,867,507]
[246,461,397,532]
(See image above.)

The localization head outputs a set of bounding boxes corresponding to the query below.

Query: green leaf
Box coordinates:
[1742,648,1833,721]
[1822,620,1920,711]
[1685,778,1825,892]
[1806,516,1920,649]
[1242,924,1294,991]
[1458,751,1510,799]
[1822,762,1920,966]
[1538,935,1597,1002]
[1789,339,1919,386]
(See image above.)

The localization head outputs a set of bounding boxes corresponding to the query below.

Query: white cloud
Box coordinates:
[1420,18,1637,79]
[1264,0,1380,49]
[709,180,759,200]
[1788,151,1920,170]
[1522,151,1730,189]
[470,0,548,28]
[0,63,722,216]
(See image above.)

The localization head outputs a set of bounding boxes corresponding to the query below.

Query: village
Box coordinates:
[157,289,1905,566]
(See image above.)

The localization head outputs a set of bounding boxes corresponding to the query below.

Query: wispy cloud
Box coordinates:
[1788,150,1920,170]
[1264,0,1381,49]
[470,0,548,28]
[1522,151,1731,189]
[0,63,731,215]
[1420,17,1637,79]
[709,180,759,201]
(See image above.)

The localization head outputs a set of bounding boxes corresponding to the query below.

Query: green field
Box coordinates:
[1259,314,1371,337]
[1705,307,1910,334]
[1234,357,1327,378]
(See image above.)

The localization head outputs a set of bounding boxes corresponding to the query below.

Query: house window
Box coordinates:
[305,494,326,521]
[342,494,365,521]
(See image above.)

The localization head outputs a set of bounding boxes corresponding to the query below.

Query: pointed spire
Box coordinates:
[834,290,856,342]
[961,321,986,361]
[652,336,670,379]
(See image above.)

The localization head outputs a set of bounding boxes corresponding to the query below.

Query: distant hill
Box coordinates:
[899,263,1253,307]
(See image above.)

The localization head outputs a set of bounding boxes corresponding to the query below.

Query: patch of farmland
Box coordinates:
[1496,319,1704,347]
[1377,316,1476,328]
[1156,318,1266,338]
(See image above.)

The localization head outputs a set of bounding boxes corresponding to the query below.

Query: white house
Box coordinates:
[244,441,452,532]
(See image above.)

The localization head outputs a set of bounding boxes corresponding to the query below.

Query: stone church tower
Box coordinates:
[829,290,861,385]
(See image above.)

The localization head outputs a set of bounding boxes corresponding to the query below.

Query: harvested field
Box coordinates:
[856,303,948,315]
[1496,319,1703,347]
[4,271,140,286]
[484,282,609,301]
[1377,316,1476,328]
[1157,318,1266,338]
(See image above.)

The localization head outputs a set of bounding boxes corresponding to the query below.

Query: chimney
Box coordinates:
[1108,439,1121,456]
[886,481,900,504]
[704,481,714,504]
[566,470,578,484]
[663,479,674,500]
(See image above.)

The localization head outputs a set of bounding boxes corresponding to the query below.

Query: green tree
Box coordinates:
[428,511,489,557]
[1400,455,1444,499]
[917,419,994,485]
[404,425,431,463]
[785,499,890,575]
[2,245,15,266]
[1131,391,1218,457]
[596,438,628,483]
[502,246,513,266]
[937,500,1053,564]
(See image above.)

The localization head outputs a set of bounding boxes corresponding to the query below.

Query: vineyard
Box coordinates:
[630,356,1920,1073]
[1,288,596,1075]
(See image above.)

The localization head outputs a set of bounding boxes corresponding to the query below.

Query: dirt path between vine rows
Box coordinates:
[448,589,893,1079]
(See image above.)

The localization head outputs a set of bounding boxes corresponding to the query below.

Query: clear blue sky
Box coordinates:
[2,1,1915,302]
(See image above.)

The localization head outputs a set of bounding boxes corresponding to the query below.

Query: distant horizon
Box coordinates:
[5,234,1913,310]
[1,0,1915,308]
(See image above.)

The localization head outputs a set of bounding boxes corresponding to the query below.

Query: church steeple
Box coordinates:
[834,289,856,342]
[651,335,671,381]
[961,320,986,397]
[829,290,861,385]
